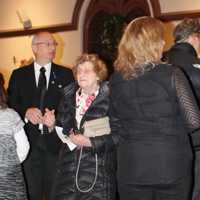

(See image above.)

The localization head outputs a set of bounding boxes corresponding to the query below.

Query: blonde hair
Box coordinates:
[114,16,164,79]
[73,54,108,82]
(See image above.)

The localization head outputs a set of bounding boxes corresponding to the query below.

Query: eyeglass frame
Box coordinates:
[32,41,58,47]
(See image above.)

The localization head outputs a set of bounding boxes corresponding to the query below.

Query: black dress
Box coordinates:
[109,64,200,200]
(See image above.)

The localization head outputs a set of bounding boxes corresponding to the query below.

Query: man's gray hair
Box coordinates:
[173,18,200,43]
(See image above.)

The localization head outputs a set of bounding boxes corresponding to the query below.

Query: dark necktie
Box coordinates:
[38,67,47,114]
[38,67,48,134]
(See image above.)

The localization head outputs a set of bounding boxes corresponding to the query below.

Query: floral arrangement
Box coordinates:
[100,14,126,59]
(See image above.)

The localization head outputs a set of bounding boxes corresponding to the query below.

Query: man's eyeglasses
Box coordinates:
[33,42,58,47]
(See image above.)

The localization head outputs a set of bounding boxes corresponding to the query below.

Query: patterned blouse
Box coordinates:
[75,88,99,129]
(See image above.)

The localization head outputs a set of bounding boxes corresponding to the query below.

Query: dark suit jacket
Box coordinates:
[163,42,200,106]
[7,62,74,154]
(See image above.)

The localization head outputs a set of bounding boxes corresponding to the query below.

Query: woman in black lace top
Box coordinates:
[109,16,200,200]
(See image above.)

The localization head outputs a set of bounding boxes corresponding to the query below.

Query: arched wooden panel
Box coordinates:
[83,0,152,76]
[150,0,161,17]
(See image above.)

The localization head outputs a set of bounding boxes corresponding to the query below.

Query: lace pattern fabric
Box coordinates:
[173,67,200,130]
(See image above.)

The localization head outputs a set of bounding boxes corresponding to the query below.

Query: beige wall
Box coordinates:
[0,0,76,30]
[160,0,200,13]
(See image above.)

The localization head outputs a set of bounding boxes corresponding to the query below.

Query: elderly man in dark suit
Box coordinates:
[7,31,74,200]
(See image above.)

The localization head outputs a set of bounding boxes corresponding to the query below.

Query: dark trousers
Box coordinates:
[23,136,58,200]
[118,176,192,200]
[192,151,200,200]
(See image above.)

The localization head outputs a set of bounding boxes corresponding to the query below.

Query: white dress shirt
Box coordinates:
[24,62,51,127]
[34,62,51,88]
[24,62,52,124]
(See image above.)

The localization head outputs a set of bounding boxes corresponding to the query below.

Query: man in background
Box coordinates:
[162,18,200,200]
[162,18,200,103]
[7,31,74,200]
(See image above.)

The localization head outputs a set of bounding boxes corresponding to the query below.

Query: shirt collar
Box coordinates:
[34,62,51,74]
[76,86,99,98]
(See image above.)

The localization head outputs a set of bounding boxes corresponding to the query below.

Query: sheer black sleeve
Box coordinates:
[174,67,200,149]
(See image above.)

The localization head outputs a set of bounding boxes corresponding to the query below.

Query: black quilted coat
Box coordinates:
[51,82,117,200]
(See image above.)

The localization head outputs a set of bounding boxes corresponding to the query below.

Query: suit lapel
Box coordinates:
[29,63,37,89]
[25,63,38,106]
[47,63,65,92]
[48,64,55,91]
[47,63,59,93]
[44,63,62,108]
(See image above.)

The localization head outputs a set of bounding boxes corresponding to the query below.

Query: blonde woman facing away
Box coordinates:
[109,16,200,200]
